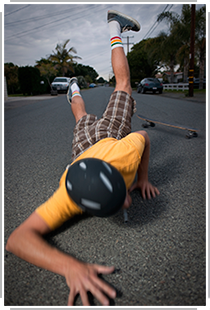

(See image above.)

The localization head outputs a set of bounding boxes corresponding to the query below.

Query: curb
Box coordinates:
[159,92,206,104]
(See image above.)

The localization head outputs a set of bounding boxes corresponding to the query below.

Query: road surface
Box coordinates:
[4,87,206,306]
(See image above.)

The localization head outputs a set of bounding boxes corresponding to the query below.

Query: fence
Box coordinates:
[163,83,189,91]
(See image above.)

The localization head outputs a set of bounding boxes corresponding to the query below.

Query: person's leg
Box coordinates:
[108,10,140,96]
[87,12,140,145]
[112,47,132,96]
[67,77,87,123]
[69,11,141,162]
[71,96,87,123]
[67,77,97,162]
[109,22,132,95]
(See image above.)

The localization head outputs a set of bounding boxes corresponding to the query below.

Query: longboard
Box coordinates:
[137,114,198,139]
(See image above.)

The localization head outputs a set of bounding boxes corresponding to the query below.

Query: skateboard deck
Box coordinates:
[137,114,198,139]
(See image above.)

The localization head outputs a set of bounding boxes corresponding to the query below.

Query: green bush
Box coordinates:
[18,66,49,95]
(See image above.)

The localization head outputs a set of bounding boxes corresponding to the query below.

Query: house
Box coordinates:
[155,73,163,82]
[163,71,183,83]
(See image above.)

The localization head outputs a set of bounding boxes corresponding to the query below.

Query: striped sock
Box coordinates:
[71,83,81,100]
[109,20,123,50]
[110,36,123,49]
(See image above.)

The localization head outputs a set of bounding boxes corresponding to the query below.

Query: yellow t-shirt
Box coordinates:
[35,132,145,230]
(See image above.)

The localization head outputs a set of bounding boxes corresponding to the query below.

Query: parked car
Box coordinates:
[89,83,96,88]
[193,78,206,89]
[137,78,163,94]
[186,77,206,89]
[51,77,70,94]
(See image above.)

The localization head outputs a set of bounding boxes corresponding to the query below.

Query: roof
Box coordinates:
[164,71,183,76]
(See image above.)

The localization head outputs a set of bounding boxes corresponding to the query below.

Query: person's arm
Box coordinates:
[6,211,116,306]
[129,130,160,199]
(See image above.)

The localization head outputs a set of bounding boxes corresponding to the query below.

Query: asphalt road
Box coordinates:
[4,87,206,306]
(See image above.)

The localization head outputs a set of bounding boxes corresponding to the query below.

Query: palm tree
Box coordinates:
[157,5,206,88]
[145,31,180,83]
[176,44,190,83]
[49,39,81,76]
[194,5,206,89]
[156,5,191,83]
[170,6,191,82]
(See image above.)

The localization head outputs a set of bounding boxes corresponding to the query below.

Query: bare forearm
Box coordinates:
[137,133,150,181]
[6,224,117,306]
[130,131,159,199]
[6,227,75,277]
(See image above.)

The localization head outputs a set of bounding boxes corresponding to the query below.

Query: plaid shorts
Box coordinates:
[71,91,136,162]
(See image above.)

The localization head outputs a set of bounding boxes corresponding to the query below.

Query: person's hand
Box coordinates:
[129,179,160,200]
[65,259,116,306]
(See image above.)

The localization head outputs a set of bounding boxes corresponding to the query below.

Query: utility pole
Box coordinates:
[189,4,196,97]
[122,35,134,55]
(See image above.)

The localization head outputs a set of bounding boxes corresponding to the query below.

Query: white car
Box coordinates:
[51,77,70,94]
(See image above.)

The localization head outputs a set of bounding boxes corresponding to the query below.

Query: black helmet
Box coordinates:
[65,158,126,217]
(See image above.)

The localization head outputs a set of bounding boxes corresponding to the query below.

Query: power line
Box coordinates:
[4,5,104,42]
[4,5,113,42]
[146,5,174,38]
[143,4,173,40]
[143,4,169,39]
[4,5,31,17]
[5,5,79,26]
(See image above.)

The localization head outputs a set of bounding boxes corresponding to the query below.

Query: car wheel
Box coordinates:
[137,87,140,93]
[159,89,163,94]
[141,87,145,94]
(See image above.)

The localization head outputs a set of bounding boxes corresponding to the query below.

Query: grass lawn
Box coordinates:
[8,94,31,97]
[163,88,206,93]
[163,88,206,96]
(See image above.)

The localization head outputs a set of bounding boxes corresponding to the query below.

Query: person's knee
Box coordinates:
[115,81,132,96]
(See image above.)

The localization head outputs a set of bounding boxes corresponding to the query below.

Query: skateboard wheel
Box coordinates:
[186,131,198,138]
[142,123,148,128]
[150,122,155,127]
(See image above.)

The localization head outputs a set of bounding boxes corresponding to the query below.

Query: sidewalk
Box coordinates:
[160,91,206,104]
[4,94,64,109]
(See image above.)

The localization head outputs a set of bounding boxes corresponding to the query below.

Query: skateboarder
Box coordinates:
[6,10,159,306]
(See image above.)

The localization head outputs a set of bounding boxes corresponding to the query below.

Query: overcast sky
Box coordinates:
[3,2,208,81]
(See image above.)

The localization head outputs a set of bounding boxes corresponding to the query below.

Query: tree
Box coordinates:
[156,5,192,83]
[73,64,99,82]
[194,5,206,89]
[4,63,20,94]
[168,5,192,82]
[144,30,181,83]
[77,76,88,89]
[49,39,81,76]
[127,39,157,86]
[146,5,192,84]
[18,66,42,95]
[85,75,92,84]
[36,58,57,87]
[97,77,105,84]
[156,4,206,87]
